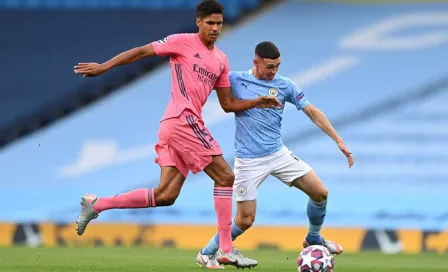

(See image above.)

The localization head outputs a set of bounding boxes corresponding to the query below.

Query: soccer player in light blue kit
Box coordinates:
[196,42,354,269]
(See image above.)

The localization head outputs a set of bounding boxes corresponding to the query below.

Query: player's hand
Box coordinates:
[255,96,282,109]
[74,62,108,77]
[337,141,354,168]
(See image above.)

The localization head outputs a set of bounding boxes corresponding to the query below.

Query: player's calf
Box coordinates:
[235,200,257,231]
[76,168,186,235]
[76,189,157,235]
[205,156,236,254]
[291,171,328,245]
[200,201,256,258]
[235,215,254,231]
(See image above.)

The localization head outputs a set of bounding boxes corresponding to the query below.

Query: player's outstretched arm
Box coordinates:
[215,87,282,113]
[302,104,354,168]
[74,44,157,77]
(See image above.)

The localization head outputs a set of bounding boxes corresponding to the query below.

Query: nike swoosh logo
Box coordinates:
[374,230,403,254]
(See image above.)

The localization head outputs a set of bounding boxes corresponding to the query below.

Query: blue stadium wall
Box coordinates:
[0,9,195,134]
[0,0,263,146]
[1,1,448,252]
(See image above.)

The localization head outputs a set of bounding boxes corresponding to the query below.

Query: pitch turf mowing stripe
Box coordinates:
[0,248,447,272]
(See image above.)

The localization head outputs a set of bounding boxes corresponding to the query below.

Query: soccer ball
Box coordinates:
[297,245,335,272]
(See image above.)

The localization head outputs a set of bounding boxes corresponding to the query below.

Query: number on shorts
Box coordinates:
[201,128,214,142]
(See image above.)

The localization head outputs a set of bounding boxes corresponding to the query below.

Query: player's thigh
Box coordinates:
[154,166,186,206]
[233,156,271,202]
[155,139,190,178]
[169,112,223,176]
[235,200,257,230]
[271,147,312,186]
[291,170,328,202]
[203,155,234,187]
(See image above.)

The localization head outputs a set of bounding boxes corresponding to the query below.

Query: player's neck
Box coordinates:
[252,67,264,80]
[198,34,215,50]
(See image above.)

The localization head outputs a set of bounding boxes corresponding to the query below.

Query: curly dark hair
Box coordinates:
[196,0,224,19]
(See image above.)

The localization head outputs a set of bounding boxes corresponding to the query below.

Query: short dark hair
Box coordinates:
[196,0,224,19]
[255,41,280,59]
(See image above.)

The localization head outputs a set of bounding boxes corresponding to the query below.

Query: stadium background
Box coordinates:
[1,0,448,255]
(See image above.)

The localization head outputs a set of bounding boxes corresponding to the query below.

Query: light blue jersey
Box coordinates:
[230,69,310,158]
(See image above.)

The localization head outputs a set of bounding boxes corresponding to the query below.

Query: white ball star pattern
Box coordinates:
[301,253,314,268]
[298,245,334,272]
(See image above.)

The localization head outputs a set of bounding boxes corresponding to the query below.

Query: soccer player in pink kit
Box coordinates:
[73,0,280,267]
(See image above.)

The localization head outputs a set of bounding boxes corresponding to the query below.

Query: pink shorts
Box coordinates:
[155,110,223,177]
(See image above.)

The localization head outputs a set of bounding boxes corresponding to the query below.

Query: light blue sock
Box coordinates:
[201,219,244,255]
[306,198,327,245]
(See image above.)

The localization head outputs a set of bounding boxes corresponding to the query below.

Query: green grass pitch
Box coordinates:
[0,247,446,272]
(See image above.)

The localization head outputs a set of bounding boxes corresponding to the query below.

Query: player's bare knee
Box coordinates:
[240,215,255,230]
[154,189,179,206]
[215,171,235,187]
[156,194,177,206]
[236,213,255,231]
[311,186,328,202]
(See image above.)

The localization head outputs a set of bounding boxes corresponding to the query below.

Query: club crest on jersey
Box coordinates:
[219,62,224,73]
[236,185,247,196]
[157,37,168,44]
[268,87,279,97]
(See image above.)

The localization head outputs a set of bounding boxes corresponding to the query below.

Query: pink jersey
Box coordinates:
[151,33,231,121]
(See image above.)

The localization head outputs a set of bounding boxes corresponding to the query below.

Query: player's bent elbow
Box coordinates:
[219,101,233,113]
[221,105,232,113]
[222,107,231,113]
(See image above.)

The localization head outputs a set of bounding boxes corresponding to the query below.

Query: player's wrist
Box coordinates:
[101,62,112,71]
[252,98,259,108]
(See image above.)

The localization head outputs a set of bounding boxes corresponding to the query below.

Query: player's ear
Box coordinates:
[196,18,201,28]
[253,58,258,66]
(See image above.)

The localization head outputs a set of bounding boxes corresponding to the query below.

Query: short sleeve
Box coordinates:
[229,71,237,86]
[286,81,310,111]
[151,34,185,57]
[214,57,231,88]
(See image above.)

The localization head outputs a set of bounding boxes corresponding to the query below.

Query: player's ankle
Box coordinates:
[306,233,322,245]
